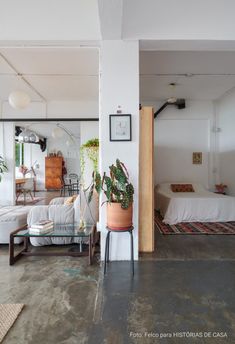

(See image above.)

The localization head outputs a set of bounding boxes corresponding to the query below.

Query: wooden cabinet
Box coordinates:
[45,157,63,190]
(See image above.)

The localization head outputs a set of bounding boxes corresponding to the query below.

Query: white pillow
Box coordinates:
[73,195,80,223]
[79,189,99,225]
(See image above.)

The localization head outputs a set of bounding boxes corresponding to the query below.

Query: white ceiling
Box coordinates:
[140,51,235,101]
[2,48,235,103]
[2,0,235,45]
[122,0,235,42]
[0,0,101,42]
[0,48,99,102]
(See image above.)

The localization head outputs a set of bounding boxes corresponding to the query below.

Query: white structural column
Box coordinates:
[0,123,15,205]
[99,40,139,260]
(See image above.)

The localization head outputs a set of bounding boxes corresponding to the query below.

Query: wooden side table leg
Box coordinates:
[107,231,111,263]
[88,226,96,265]
[104,231,109,274]
[9,233,15,266]
[89,234,92,265]
[24,236,29,252]
[130,230,134,276]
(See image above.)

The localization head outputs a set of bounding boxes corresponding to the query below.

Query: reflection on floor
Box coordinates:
[0,224,235,343]
[140,225,235,261]
[90,261,235,344]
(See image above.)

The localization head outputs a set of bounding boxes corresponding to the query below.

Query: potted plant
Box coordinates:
[79,138,99,229]
[89,159,134,230]
[215,183,227,194]
[0,155,8,182]
[80,138,99,179]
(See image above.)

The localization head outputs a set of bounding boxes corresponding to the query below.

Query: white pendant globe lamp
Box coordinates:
[52,126,64,139]
[8,90,31,110]
[66,137,74,147]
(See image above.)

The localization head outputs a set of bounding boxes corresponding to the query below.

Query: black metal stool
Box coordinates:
[104,226,134,275]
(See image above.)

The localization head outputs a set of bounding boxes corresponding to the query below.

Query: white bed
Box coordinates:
[155,183,235,225]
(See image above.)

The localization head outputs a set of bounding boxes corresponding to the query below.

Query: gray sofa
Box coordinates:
[27,192,99,246]
[0,205,32,244]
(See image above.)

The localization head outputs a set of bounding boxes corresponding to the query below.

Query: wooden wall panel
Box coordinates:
[139,107,154,252]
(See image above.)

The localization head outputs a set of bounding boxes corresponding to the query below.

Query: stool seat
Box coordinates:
[104,226,134,275]
[106,226,134,232]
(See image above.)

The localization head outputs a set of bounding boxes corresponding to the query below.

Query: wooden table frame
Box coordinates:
[9,224,97,266]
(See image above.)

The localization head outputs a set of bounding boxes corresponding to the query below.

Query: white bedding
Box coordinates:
[155,183,235,225]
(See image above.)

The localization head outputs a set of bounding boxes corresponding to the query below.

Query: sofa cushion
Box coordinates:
[74,195,80,223]
[28,193,98,246]
[0,205,32,244]
[27,206,49,227]
[80,189,99,225]
[49,197,66,205]
[64,195,77,205]
[0,205,31,222]
[49,204,74,224]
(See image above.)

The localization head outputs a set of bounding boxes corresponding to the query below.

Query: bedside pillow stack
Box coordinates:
[171,184,195,192]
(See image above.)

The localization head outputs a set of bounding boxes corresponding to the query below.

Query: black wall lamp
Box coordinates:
[154,98,186,118]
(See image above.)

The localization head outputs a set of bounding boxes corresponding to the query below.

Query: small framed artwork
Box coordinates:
[193,152,202,164]
[109,114,132,141]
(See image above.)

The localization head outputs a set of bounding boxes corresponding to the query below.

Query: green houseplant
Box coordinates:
[0,156,8,182]
[89,159,134,230]
[79,138,99,228]
[80,138,99,179]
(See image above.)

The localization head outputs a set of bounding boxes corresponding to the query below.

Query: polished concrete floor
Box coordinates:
[141,229,235,260]
[0,227,235,344]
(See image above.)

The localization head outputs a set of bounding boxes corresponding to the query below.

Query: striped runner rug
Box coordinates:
[155,211,235,235]
[0,304,24,343]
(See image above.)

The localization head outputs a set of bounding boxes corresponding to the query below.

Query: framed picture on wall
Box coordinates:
[192,152,202,164]
[109,114,132,141]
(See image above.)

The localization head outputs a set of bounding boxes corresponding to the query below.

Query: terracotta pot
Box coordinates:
[107,202,133,230]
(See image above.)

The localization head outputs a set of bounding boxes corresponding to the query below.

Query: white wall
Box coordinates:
[47,135,80,180]
[100,40,139,260]
[14,121,81,191]
[80,121,99,188]
[142,101,215,189]
[19,143,47,191]
[217,89,235,195]
[0,122,15,205]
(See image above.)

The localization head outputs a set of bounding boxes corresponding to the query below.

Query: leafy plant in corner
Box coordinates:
[80,138,99,179]
[79,138,99,229]
[0,156,8,183]
[89,159,134,209]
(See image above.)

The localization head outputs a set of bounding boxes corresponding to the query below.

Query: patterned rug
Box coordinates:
[155,211,235,235]
[16,196,45,205]
[0,304,24,343]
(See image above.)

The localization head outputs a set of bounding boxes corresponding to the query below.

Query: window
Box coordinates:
[15,143,24,167]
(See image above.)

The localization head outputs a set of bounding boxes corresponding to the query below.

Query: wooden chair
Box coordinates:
[16,178,34,205]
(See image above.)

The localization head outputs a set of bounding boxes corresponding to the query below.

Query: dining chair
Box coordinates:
[68,173,80,195]
[60,177,71,197]
[16,178,34,205]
